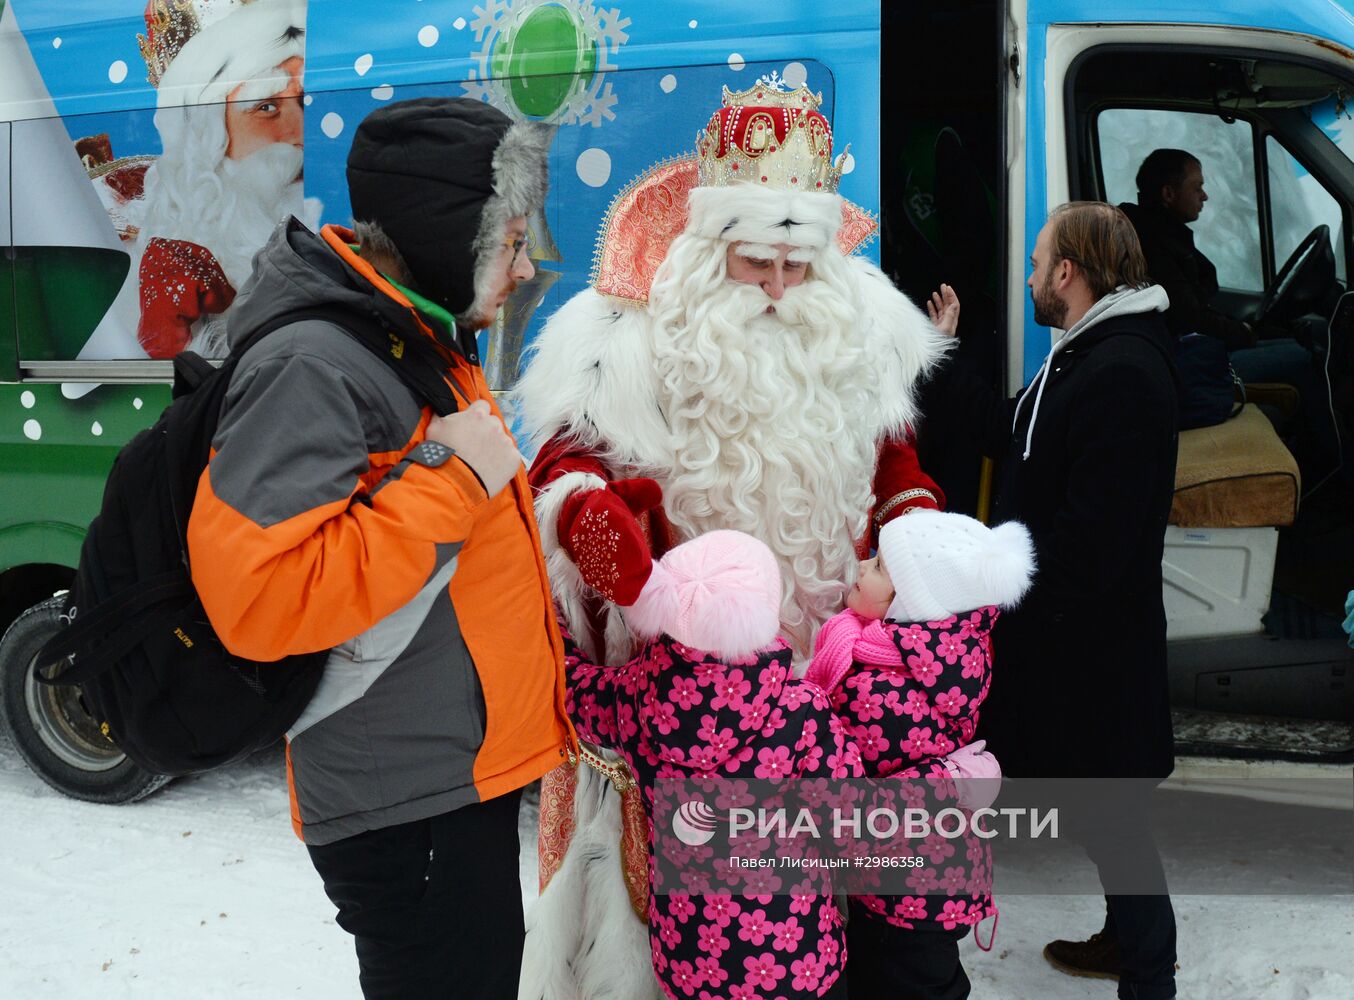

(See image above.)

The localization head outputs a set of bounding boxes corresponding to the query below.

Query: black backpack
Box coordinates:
[35,305,458,777]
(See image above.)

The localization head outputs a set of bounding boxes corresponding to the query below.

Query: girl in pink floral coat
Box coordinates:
[562,530,1000,1000]
[805,510,1035,1000]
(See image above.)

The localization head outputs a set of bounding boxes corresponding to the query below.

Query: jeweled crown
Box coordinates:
[695,80,848,192]
[138,0,251,88]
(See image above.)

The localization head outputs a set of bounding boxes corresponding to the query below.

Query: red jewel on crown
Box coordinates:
[694,81,848,192]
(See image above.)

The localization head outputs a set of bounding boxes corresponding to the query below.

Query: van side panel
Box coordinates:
[0,383,168,575]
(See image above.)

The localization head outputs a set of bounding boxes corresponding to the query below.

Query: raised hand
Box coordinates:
[926,282,961,338]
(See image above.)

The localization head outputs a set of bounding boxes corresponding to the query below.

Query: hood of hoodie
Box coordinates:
[225,217,480,364]
[1012,283,1171,459]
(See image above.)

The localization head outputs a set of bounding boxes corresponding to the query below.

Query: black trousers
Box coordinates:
[845,901,971,1000]
[1096,894,1177,1000]
[307,790,524,1000]
[1069,785,1178,1000]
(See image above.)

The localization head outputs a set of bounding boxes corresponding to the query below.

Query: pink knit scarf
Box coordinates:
[804,609,904,692]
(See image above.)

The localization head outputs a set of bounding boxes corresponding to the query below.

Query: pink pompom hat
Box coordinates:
[622,530,782,659]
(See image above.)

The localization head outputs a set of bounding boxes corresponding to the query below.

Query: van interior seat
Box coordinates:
[1171,403,1301,528]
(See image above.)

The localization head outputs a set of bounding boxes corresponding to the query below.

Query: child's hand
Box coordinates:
[944,740,1001,810]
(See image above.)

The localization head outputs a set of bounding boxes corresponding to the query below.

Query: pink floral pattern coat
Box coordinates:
[564,630,976,1000]
[831,609,999,932]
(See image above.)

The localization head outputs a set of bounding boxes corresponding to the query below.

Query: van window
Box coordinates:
[1098,108,1262,291]
[1265,134,1346,280]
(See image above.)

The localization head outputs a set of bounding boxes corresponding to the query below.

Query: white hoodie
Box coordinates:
[1012,283,1170,460]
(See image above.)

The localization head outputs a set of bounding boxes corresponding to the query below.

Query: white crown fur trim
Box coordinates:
[686,185,842,249]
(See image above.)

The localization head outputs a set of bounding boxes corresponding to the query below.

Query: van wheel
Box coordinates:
[0,596,170,803]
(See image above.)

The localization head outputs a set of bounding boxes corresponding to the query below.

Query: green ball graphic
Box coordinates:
[490,2,598,118]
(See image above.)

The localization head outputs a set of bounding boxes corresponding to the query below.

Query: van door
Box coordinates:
[881,1,1009,515]
[1,120,13,382]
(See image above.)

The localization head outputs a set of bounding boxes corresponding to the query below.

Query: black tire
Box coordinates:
[0,595,170,803]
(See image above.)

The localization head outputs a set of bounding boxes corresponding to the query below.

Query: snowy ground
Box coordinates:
[1,744,1350,1000]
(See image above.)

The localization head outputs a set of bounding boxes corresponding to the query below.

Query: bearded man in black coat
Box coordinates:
[923,201,1180,1000]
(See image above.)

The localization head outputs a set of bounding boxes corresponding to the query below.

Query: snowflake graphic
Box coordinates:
[464,0,631,127]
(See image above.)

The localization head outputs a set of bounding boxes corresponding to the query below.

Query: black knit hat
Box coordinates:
[346,97,550,318]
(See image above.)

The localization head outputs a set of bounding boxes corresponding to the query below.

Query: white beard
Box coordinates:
[651,275,879,660]
[139,141,305,293]
[202,144,305,289]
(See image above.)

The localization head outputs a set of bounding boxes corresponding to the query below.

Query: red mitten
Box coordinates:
[137,237,236,359]
[558,478,663,605]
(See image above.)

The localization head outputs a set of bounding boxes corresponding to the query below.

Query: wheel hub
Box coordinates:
[23,653,124,773]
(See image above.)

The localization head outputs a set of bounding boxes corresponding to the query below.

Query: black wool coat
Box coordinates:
[925,309,1180,779]
[1119,201,1255,351]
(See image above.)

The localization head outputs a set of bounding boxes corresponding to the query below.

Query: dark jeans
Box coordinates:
[1068,786,1178,1000]
[307,790,524,1000]
[1231,336,1338,474]
[1096,895,1178,1000]
[845,901,971,1000]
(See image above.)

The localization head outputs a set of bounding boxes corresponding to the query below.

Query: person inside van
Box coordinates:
[924,202,1179,1000]
[1117,149,1255,350]
[1120,148,1328,461]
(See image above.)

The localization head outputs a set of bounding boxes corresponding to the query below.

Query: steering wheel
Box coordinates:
[1256,224,1332,328]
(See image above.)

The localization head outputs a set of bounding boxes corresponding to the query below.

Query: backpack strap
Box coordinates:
[229,305,461,416]
[172,353,218,399]
[36,571,194,685]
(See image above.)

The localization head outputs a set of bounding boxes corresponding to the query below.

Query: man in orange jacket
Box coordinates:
[186,98,575,1000]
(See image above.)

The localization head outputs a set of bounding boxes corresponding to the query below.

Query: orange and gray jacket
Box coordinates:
[187,219,575,845]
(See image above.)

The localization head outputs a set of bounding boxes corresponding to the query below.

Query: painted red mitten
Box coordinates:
[558,478,663,605]
[137,237,236,359]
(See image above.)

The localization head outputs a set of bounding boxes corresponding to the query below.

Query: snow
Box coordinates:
[1,744,1350,999]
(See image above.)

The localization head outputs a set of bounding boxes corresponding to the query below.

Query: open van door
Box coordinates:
[1018,0,1354,790]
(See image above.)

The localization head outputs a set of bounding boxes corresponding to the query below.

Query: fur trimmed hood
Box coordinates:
[346,98,550,319]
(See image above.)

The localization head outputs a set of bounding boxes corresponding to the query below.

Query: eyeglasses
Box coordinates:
[502,232,537,266]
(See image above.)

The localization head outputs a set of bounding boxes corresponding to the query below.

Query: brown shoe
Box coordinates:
[1043,929,1121,981]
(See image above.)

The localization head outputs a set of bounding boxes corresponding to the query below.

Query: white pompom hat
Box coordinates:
[877,511,1036,623]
